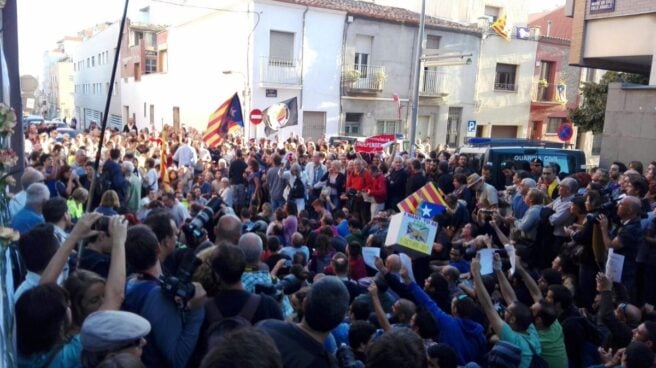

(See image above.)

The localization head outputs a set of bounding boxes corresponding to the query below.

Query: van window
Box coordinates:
[496,152,577,176]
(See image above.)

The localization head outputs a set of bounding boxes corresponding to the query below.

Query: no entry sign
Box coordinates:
[249,109,263,125]
[557,122,573,142]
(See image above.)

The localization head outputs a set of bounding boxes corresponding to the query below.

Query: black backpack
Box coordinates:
[205,294,261,349]
[95,169,112,198]
[290,176,305,200]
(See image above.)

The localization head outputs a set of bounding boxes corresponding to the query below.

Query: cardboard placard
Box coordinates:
[385,212,438,256]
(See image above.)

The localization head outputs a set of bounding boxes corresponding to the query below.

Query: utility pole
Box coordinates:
[409,0,426,158]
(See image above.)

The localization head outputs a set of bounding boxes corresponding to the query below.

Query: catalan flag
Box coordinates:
[159,131,170,191]
[398,182,448,214]
[490,14,511,41]
[203,93,244,148]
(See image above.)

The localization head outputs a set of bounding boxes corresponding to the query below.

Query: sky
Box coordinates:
[17,0,566,79]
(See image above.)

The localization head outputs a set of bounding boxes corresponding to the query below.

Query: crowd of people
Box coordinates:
[7,123,656,368]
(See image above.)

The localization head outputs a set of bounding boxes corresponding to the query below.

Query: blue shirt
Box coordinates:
[17,335,81,368]
[512,193,529,219]
[124,279,204,368]
[12,207,45,235]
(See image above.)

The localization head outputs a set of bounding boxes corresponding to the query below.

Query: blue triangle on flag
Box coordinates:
[416,201,445,219]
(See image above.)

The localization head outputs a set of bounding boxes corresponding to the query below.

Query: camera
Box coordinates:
[183,197,223,241]
[159,251,202,309]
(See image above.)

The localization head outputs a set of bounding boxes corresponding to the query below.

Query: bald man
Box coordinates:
[9,168,45,216]
[598,196,644,293]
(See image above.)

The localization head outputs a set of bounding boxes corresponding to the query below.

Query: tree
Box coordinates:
[568,72,648,134]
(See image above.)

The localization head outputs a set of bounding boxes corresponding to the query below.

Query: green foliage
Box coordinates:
[568,72,648,134]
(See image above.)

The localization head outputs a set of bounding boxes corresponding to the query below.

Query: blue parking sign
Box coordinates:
[467,120,477,133]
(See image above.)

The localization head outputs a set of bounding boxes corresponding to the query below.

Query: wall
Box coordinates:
[530,38,581,144]
[474,36,537,137]
[583,14,656,59]
[74,22,122,127]
[120,3,251,132]
[341,17,480,145]
[600,83,656,167]
[251,1,345,139]
[56,62,75,120]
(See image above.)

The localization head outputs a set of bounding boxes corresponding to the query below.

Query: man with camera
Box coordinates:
[123,225,206,368]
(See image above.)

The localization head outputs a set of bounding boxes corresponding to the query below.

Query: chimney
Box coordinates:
[546,20,552,37]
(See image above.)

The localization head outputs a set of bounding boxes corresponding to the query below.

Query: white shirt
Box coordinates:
[9,191,26,217]
[172,144,197,167]
[14,269,67,303]
[145,168,158,192]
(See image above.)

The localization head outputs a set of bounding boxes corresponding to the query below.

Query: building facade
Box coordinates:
[567,0,656,166]
[73,22,123,129]
[338,5,481,148]
[42,37,80,120]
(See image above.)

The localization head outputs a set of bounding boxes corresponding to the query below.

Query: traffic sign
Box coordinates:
[249,109,263,125]
[466,120,477,137]
[557,122,573,142]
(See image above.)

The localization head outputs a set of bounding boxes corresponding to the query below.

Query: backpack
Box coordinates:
[205,294,261,348]
[290,176,305,200]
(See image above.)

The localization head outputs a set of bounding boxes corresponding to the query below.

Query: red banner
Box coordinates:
[354,134,396,153]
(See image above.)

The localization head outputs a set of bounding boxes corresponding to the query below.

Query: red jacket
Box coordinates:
[367,174,387,204]
[346,170,371,191]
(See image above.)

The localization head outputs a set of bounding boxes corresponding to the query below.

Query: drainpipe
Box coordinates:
[299,6,309,112]
[339,15,350,135]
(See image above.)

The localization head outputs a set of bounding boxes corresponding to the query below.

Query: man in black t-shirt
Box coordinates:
[195,245,282,362]
[257,276,349,368]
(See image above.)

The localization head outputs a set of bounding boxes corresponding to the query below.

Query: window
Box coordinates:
[447,107,463,146]
[345,113,363,135]
[484,5,501,22]
[145,51,157,74]
[591,133,602,155]
[426,35,441,50]
[132,31,144,47]
[92,56,95,67]
[134,62,141,81]
[546,118,563,134]
[494,63,517,91]
[376,120,399,134]
[86,58,90,68]
[269,31,294,64]
[354,35,373,78]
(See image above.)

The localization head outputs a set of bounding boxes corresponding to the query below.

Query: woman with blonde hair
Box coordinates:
[67,187,88,222]
[95,190,120,216]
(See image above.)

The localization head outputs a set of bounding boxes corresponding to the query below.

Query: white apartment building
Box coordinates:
[73,22,123,130]
[120,0,344,139]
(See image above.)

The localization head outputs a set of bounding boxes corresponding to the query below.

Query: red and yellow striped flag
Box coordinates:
[398,182,448,214]
[203,93,244,148]
[160,131,169,191]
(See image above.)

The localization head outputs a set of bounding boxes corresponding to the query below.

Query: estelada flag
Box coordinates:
[398,182,448,214]
[203,93,244,148]
[264,97,298,136]
[490,14,511,41]
[159,131,170,189]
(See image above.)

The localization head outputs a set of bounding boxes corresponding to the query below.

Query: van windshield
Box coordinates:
[496,152,577,176]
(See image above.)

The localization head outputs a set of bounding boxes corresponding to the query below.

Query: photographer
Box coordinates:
[123,225,206,368]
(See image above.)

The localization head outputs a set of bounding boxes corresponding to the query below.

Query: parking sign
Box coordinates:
[466,120,477,137]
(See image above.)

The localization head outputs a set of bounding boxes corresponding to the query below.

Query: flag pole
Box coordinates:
[86,0,130,212]
[409,0,426,158]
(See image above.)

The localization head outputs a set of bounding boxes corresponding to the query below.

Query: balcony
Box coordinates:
[420,69,448,97]
[342,64,385,94]
[259,57,302,87]
[531,81,560,105]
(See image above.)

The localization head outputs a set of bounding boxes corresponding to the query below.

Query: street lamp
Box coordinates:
[222,70,251,138]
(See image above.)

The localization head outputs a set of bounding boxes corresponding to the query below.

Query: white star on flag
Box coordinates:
[421,205,432,218]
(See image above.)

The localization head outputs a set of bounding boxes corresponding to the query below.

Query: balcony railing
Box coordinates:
[494,82,516,91]
[343,64,385,92]
[531,81,557,103]
[420,69,447,96]
[260,57,302,86]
